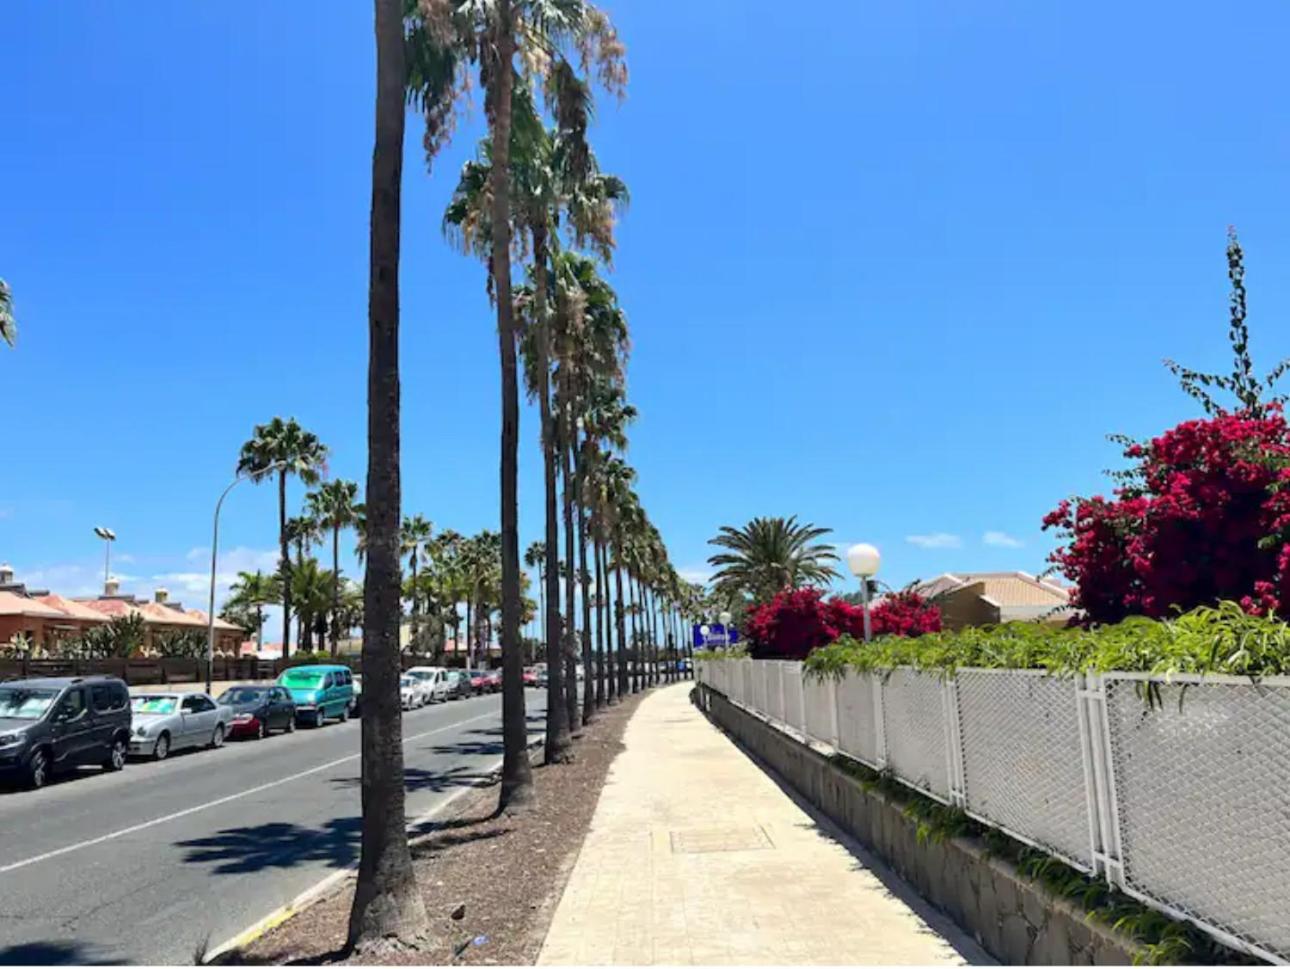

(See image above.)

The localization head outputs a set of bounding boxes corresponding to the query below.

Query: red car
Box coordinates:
[468,669,488,695]
[485,669,502,692]
[522,667,539,687]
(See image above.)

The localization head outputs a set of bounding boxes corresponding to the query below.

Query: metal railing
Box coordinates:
[696,657,1290,965]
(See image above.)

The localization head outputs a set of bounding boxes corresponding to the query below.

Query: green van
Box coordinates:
[276,664,355,728]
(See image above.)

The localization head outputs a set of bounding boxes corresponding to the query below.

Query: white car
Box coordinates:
[405,666,450,704]
[399,675,426,710]
[128,691,233,760]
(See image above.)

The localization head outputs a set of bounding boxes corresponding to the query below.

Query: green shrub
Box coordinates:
[801,600,1290,681]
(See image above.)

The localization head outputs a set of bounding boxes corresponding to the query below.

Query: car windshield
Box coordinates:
[281,670,324,689]
[0,687,58,720]
[219,688,267,705]
[400,676,415,687]
[132,696,177,715]
[409,671,435,681]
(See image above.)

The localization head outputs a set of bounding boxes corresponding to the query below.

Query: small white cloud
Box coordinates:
[114,553,136,565]
[983,531,1024,549]
[678,566,712,586]
[906,533,962,550]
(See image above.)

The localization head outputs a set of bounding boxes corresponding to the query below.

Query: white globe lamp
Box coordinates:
[846,543,881,643]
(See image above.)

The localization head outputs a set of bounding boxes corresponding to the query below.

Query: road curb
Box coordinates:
[202,736,545,964]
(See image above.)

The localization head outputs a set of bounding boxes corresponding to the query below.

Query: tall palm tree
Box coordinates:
[237,417,328,660]
[308,480,362,655]
[707,516,841,602]
[524,540,546,658]
[0,280,16,348]
[419,0,626,805]
[227,570,281,651]
[347,0,428,948]
[401,514,434,651]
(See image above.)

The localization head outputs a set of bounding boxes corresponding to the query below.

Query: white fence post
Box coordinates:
[942,673,968,809]
[828,676,841,748]
[1077,672,1125,886]
[872,673,888,769]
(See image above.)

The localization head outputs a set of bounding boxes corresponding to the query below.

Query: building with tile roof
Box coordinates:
[908,571,1074,630]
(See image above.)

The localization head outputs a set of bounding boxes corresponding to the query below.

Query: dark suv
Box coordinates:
[0,676,133,789]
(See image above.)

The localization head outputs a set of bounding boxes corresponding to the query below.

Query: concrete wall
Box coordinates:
[699,686,1142,966]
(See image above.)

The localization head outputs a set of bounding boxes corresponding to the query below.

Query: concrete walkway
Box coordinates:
[539,682,990,966]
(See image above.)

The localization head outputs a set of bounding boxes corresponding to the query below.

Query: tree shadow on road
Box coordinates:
[175,817,360,875]
[0,941,126,966]
[328,764,495,794]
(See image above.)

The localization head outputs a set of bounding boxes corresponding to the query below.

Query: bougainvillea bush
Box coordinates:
[1044,408,1290,624]
[744,587,940,660]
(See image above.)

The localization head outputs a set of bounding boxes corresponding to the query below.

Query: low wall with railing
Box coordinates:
[697,657,1290,965]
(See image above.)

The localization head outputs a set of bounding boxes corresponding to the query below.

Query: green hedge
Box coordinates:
[791,601,1290,680]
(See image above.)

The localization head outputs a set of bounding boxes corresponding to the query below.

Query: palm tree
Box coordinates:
[707,516,841,602]
[290,558,335,653]
[347,0,428,949]
[308,480,362,655]
[419,0,626,806]
[524,541,546,658]
[401,514,434,651]
[0,280,16,348]
[226,570,281,651]
[237,417,328,660]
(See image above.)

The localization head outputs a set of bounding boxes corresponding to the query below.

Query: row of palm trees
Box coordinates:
[348,0,688,950]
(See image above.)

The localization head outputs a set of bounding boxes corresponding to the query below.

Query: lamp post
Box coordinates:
[207,462,288,694]
[719,609,732,649]
[699,623,710,650]
[93,526,117,588]
[846,543,881,642]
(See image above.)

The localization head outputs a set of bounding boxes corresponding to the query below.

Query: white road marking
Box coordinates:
[0,710,499,875]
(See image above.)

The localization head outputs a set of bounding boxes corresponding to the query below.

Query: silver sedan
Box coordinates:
[128,691,233,760]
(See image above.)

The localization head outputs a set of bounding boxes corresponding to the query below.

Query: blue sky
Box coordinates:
[4,1,1290,620]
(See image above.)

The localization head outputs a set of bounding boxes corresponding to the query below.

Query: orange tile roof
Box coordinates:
[137,601,208,628]
[36,594,110,623]
[80,598,143,619]
[0,591,71,620]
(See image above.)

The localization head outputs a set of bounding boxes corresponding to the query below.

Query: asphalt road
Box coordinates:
[0,688,550,966]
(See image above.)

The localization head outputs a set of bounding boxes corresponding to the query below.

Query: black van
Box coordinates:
[0,676,133,788]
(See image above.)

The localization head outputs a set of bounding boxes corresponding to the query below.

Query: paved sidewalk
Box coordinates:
[538,682,990,966]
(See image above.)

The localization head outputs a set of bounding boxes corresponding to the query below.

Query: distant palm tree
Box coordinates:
[237,417,328,659]
[308,480,362,654]
[707,516,840,602]
[0,280,16,348]
[227,570,281,651]
[524,541,546,657]
[401,514,433,650]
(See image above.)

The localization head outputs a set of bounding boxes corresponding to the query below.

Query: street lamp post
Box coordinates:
[93,526,117,588]
[699,623,710,650]
[207,462,288,694]
[846,543,882,643]
[719,609,732,649]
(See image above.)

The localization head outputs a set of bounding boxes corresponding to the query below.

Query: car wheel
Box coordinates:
[210,724,225,749]
[314,709,325,728]
[104,738,127,772]
[338,704,349,723]
[285,715,296,733]
[256,721,266,740]
[154,732,171,761]
[27,748,49,790]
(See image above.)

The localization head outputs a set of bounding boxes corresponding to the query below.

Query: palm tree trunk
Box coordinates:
[256,604,264,652]
[560,424,580,734]
[279,470,291,660]
[535,226,570,764]
[594,531,607,707]
[410,552,419,653]
[613,546,628,699]
[575,443,594,723]
[347,0,427,946]
[331,525,341,656]
[627,572,640,693]
[489,2,533,810]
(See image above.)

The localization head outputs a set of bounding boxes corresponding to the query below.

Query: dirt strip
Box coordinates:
[231,691,646,966]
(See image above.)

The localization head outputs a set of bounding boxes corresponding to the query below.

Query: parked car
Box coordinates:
[467,669,489,694]
[129,690,233,760]
[277,664,356,728]
[443,670,473,700]
[399,674,427,710]
[350,674,362,714]
[404,666,449,704]
[217,685,297,740]
[0,676,132,789]
[485,669,503,692]
[522,667,539,688]
[536,666,549,688]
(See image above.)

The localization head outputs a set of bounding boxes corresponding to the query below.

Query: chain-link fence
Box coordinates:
[698,659,1290,964]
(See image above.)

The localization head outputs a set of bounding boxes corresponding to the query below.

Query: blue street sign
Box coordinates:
[693,623,738,649]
